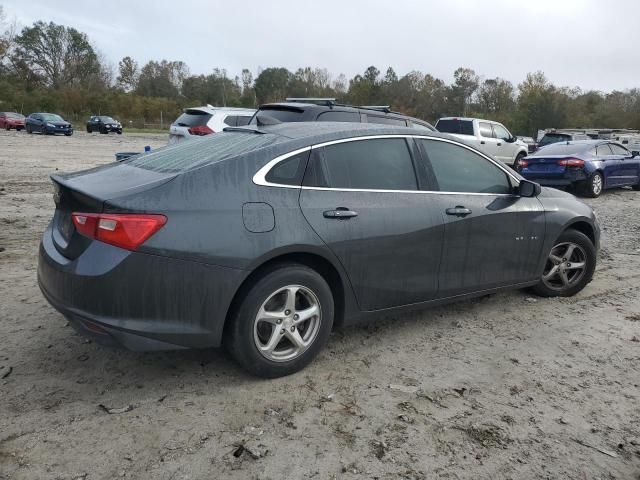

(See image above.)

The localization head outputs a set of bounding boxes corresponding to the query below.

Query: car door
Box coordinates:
[299,136,445,311]
[477,121,500,158]
[492,123,515,163]
[609,143,639,186]
[595,143,618,187]
[417,138,545,297]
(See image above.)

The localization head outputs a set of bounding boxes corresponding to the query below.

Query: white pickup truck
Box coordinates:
[435,117,528,167]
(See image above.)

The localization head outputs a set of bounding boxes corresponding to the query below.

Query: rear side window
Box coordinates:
[173,110,212,127]
[307,138,417,190]
[596,144,613,156]
[253,107,304,123]
[366,115,407,126]
[223,115,238,126]
[317,111,360,122]
[420,139,511,194]
[236,116,252,126]
[479,122,494,138]
[436,119,474,135]
[265,151,309,186]
[126,132,284,173]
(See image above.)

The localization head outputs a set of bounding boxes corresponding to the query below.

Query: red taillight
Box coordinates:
[187,125,214,136]
[557,158,585,167]
[518,158,529,168]
[71,213,167,251]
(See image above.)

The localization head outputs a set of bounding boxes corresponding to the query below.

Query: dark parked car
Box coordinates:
[86,115,123,134]
[26,113,73,136]
[38,123,599,377]
[250,98,436,131]
[517,140,640,197]
[0,112,26,131]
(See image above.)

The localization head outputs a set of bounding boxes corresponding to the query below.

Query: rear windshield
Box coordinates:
[5,112,24,119]
[173,110,212,127]
[436,119,474,135]
[251,107,304,124]
[125,131,284,173]
[535,143,588,155]
[538,133,570,147]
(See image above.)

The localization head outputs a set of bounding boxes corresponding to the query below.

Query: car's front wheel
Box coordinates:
[226,264,334,378]
[531,229,596,297]
[26,125,32,134]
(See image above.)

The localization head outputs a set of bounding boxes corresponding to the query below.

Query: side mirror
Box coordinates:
[519,179,541,197]
[632,151,639,157]
[505,136,517,143]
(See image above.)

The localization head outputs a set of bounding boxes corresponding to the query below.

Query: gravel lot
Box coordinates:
[1,130,639,480]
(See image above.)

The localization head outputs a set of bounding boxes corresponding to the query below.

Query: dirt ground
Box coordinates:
[0,130,639,480]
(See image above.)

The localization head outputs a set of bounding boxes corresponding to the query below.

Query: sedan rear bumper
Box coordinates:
[519,169,588,186]
[37,222,246,350]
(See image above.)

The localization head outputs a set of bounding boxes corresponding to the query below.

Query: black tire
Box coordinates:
[100,127,107,134]
[531,229,596,298]
[117,130,122,135]
[226,264,334,378]
[5,124,9,131]
[86,126,92,133]
[65,132,73,136]
[633,178,640,191]
[26,125,32,134]
[581,171,603,198]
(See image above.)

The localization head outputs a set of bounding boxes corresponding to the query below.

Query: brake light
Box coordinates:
[557,158,585,167]
[187,125,214,136]
[71,213,167,251]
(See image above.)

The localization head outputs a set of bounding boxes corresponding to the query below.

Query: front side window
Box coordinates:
[609,143,630,155]
[479,122,494,138]
[492,124,511,140]
[420,139,512,194]
[306,138,417,190]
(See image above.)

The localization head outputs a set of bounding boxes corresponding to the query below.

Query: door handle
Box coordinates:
[480,140,485,144]
[323,208,358,219]
[446,206,472,217]
[497,142,502,146]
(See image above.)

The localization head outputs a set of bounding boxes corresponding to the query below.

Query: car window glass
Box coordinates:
[492,124,510,140]
[435,119,474,135]
[223,116,237,127]
[312,138,417,190]
[265,151,308,185]
[420,139,511,194]
[317,111,360,122]
[236,116,252,126]
[609,143,630,155]
[366,115,407,126]
[596,144,613,156]
[479,122,494,138]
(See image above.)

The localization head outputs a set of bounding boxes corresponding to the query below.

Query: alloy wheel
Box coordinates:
[253,285,322,362]
[591,174,603,195]
[541,242,588,291]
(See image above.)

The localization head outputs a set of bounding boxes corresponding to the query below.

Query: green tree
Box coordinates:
[136,60,189,98]
[253,67,292,103]
[117,56,139,92]
[449,67,479,115]
[12,21,103,88]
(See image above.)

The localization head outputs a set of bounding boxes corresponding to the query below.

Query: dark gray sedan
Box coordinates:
[38,123,600,377]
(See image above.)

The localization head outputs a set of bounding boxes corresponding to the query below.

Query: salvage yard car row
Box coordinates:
[0,111,125,135]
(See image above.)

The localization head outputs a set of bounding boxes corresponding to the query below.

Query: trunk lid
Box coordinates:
[521,155,568,175]
[50,163,177,259]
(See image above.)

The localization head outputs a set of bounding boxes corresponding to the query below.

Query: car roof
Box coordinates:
[230,121,449,143]
[184,105,255,114]
[437,117,496,122]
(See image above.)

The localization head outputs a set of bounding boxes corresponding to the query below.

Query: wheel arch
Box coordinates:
[222,249,353,342]
[564,220,596,246]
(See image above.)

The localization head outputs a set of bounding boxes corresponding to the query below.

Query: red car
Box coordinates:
[0,112,26,131]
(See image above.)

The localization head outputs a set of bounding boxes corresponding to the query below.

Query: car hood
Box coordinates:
[537,186,576,199]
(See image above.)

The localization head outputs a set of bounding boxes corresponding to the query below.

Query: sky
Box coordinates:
[3,0,640,92]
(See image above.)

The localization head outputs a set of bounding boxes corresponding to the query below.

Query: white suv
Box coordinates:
[168,105,256,143]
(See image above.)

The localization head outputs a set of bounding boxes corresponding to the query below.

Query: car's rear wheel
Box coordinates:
[4,124,9,131]
[226,264,334,378]
[582,171,603,197]
[531,229,596,297]
[633,177,640,191]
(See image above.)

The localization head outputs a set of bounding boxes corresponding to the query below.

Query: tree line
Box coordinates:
[1,9,640,135]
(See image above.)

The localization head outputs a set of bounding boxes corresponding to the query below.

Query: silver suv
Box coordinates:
[169,105,256,143]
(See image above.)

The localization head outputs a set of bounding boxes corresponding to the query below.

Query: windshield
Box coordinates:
[6,112,25,119]
[538,133,570,147]
[125,131,285,173]
[41,113,64,122]
[435,119,474,135]
[99,116,116,123]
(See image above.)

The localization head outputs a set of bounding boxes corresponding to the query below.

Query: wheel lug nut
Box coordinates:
[280,329,285,335]
[293,314,299,320]
[285,310,291,315]
[290,326,295,332]
[276,318,282,324]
